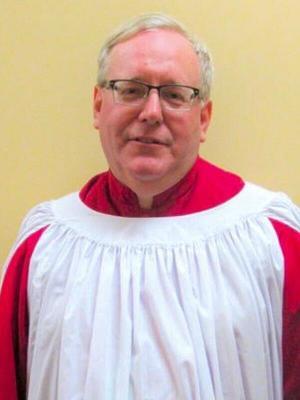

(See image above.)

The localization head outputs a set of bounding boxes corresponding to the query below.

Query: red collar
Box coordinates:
[79,157,245,217]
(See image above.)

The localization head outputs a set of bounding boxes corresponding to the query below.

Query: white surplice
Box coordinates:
[8,182,300,400]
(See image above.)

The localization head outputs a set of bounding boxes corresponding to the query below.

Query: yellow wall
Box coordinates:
[1,0,299,267]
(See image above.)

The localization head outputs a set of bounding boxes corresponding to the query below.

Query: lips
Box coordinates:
[129,137,168,145]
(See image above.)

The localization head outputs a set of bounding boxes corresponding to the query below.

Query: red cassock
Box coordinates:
[0,157,299,400]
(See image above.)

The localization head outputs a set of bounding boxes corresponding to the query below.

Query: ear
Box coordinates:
[199,100,213,143]
[93,85,103,129]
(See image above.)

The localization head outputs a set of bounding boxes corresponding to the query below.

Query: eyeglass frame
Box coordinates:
[100,79,202,111]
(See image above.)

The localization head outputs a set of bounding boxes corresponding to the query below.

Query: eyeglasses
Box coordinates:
[101,79,201,111]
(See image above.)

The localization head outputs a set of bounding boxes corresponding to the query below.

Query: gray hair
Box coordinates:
[97,13,213,101]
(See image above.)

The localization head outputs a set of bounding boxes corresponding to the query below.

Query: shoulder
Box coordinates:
[0,194,70,285]
[230,180,300,229]
[2,192,81,267]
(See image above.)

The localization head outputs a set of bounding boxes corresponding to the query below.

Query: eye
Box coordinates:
[162,87,187,104]
[116,82,145,100]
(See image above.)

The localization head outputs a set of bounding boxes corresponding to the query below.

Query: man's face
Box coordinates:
[93,29,212,195]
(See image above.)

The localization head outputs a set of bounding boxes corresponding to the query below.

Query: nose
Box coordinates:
[138,89,163,126]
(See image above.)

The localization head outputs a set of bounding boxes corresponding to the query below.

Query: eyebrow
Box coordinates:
[126,77,186,85]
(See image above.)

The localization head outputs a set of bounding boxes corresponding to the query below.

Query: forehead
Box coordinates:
[107,29,201,85]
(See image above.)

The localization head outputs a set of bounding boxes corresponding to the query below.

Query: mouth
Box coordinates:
[129,137,167,146]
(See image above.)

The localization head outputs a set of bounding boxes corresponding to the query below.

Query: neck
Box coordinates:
[138,196,153,209]
[113,159,199,210]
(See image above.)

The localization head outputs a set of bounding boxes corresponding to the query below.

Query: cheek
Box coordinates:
[100,107,137,138]
[170,116,201,144]
[98,117,126,163]
[169,120,202,159]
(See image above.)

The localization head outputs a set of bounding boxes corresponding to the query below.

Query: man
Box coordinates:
[0,13,299,400]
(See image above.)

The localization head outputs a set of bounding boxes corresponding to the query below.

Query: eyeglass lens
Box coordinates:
[112,81,196,109]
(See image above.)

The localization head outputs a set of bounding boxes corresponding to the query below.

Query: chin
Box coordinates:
[128,158,171,182]
[130,169,166,183]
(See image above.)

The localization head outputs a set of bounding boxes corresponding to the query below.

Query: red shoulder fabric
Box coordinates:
[271,219,300,399]
[0,227,47,400]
